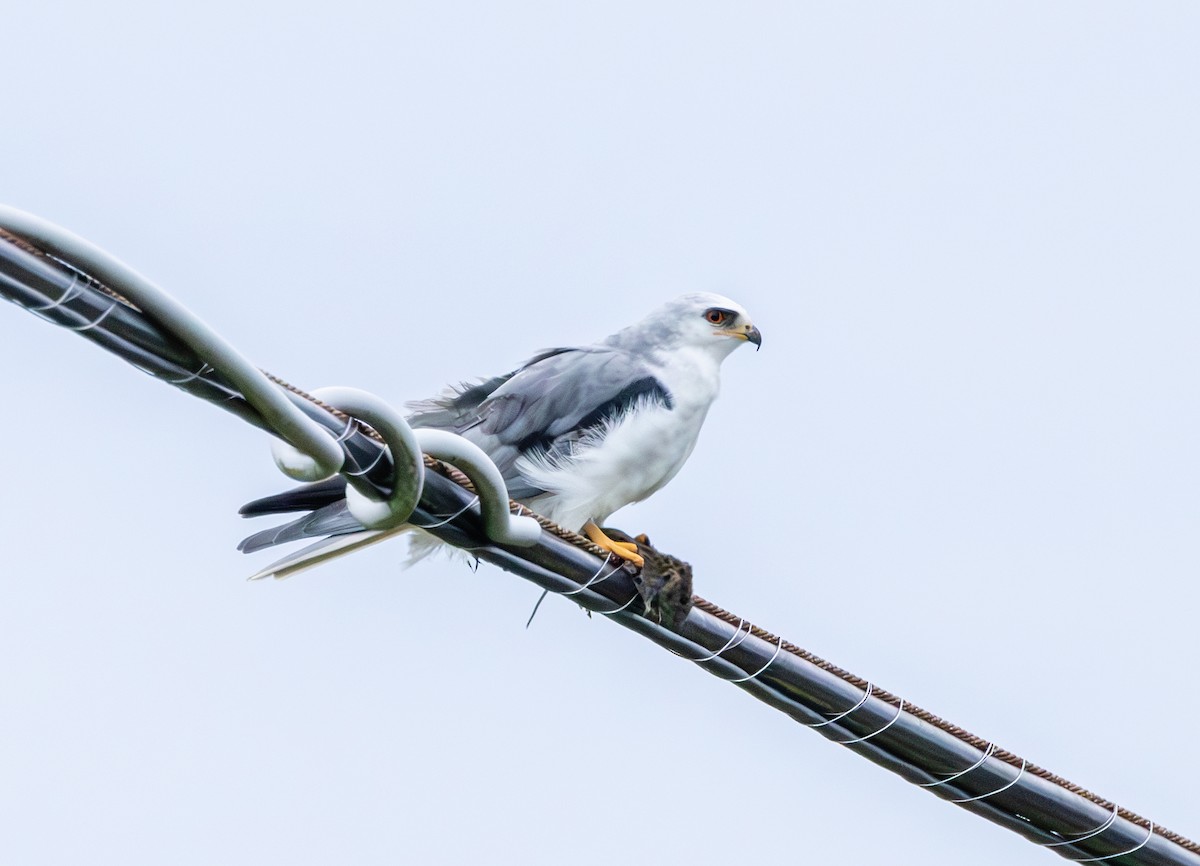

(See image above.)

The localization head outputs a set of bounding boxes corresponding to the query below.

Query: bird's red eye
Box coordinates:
[705,309,728,325]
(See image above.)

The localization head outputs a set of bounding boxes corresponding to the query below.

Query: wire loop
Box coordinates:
[831,699,905,745]
[562,556,623,596]
[806,684,874,729]
[949,758,1026,803]
[727,635,785,683]
[26,269,80,311]
[165,361,213,386]
[1042,805,1120,848]
[600,591,640,615]
[920,744,997,789]
[691,620,755,663]
[412,497,479,529]
[1067,822,1155,863]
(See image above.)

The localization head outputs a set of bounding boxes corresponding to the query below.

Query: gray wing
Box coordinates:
[238,345,672,552]
[408,345,673,498]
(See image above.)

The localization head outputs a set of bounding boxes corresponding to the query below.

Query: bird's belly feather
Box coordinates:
[517,401,708,529]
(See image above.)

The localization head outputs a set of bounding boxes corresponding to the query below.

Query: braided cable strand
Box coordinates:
[1,220,1196,863]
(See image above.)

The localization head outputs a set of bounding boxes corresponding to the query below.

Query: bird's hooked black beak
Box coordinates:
[745,324,762,350]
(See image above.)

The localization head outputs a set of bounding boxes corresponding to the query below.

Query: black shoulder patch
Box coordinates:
[572,376,674,435]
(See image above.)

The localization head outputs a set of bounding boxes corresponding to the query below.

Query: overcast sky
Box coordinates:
[2,3,1198,864]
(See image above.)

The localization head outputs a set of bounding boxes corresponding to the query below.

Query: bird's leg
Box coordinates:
[583,521,645,567]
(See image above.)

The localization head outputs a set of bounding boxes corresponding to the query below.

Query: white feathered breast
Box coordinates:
[516,345,723,530]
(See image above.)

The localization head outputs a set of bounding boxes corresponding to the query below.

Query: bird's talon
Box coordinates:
[584,522,645,568]
[613,547,644,567]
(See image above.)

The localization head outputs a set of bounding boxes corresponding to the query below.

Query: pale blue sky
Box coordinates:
[2,3,1197,863]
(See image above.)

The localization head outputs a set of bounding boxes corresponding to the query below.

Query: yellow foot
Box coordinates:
[583,522,645,568]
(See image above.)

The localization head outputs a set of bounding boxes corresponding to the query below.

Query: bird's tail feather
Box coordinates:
[238,501,363,553]
[238,477,349,517]
[246,526,475,580]
[248,527,404,580]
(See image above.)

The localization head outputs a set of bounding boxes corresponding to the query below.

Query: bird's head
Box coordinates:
[652,292,762,359]
[602,293,761,363]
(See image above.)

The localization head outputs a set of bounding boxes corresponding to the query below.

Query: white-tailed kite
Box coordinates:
[240,292,760,570]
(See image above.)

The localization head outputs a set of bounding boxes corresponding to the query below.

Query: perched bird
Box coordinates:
[240,292,760,572]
